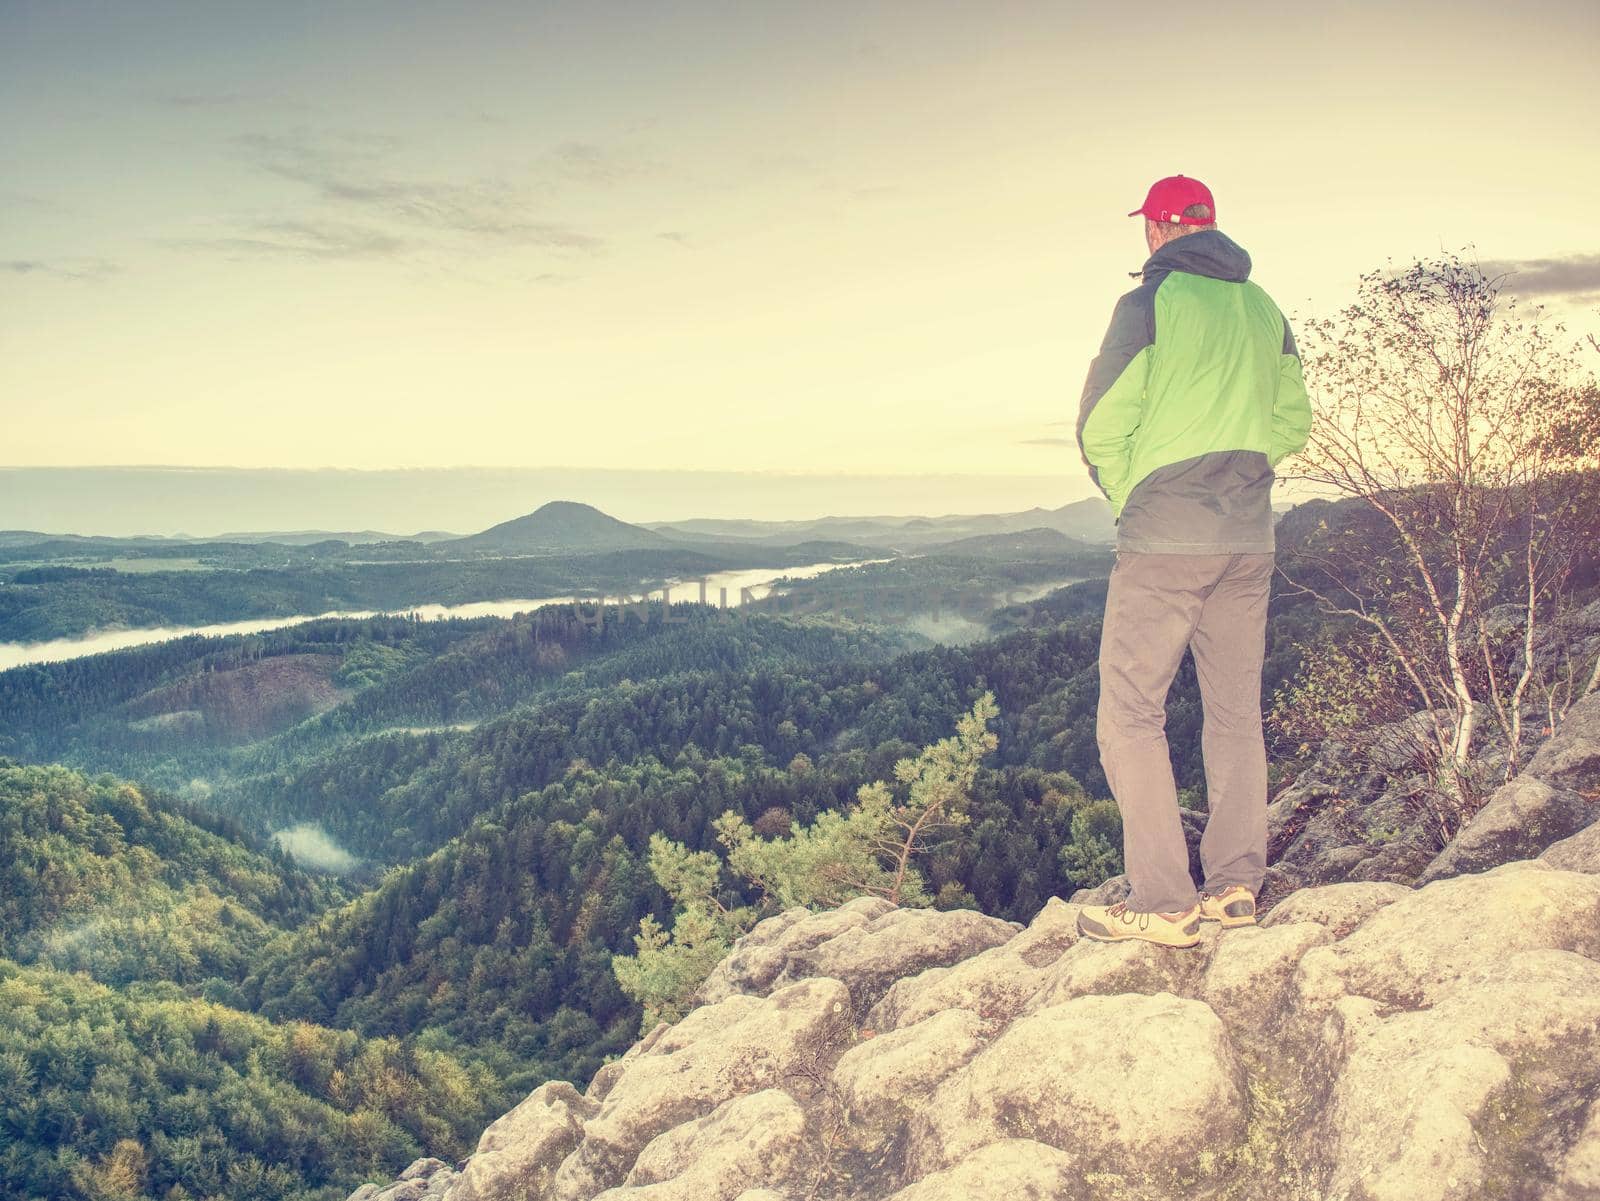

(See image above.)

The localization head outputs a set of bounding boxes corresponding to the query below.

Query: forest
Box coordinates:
[2,454,1596,1201]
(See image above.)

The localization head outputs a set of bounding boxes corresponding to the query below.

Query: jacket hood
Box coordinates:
[1139,228,1252,285]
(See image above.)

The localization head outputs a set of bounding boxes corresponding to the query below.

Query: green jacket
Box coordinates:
[1076,229,1312,553]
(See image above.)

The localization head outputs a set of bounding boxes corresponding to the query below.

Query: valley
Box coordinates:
[3,486,1596,1201]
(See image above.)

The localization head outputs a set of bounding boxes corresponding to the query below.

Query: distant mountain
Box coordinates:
[0,529,188,548]
[212,528,462,545]
[448,500,671,554]
[919,527,1093,559]
[644,497,1116,551]
[0,527,462,550]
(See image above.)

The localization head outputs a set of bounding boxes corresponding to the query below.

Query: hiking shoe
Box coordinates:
[1199,885,1257,928]
[1076,900,1202,948]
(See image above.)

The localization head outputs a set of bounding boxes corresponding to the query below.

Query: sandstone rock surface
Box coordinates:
[351,805,1600,1201]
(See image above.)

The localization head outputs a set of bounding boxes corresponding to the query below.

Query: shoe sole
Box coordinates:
[1077,916,1202,949]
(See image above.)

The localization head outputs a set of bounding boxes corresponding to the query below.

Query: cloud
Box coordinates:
[656,231,691,245]
[1478,252,1600,299]
[2,257,120,280]
[272,821,359,873]
[155,91,250,108]
[148,90,311,113]
[163,220,408,261]
[1019,436,1076,447]
[0,191,54,211]
[537,140,645,188]
[232,129,605,251]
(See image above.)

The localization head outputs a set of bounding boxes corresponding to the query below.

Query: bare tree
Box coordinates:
[1281,254,1597,818]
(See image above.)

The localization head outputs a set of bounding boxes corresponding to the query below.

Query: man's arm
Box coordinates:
[1270,317,1313,467]
[1077,287,1154,514]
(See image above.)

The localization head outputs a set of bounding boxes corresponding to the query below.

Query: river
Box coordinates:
[0,559,878,671]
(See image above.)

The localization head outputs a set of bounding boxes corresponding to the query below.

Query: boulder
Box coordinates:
[1543,818,1600,874]
[831,1008,985,1129]
[694,898,1018,1017]
[1199,921,1332,1037]
[906,992,1245,1185]
[1294,861,1600,1011]
[451,1081,595,1201]
[880,1139,1077,1200]
[1417,774,1594,883]
[1067,873,1127,905]
[1316,949,1600,1201]
[865,897,1078,1034]
[1259,880,1411,937]
[1552,1100,1600,1200]
[593,1090,807,1200]
[1018,925,1215,1015]
[767,905,1020,1014]
[549,977,851,1200]
[398,1160,451,1182]
[1525,691,1600,789]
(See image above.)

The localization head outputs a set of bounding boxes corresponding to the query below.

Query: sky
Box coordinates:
[3,0,1599,529]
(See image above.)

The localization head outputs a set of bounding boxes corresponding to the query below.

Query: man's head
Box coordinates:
[1128,175,1216,255]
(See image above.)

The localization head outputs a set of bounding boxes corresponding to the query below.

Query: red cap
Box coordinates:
[1128,175,1216,225]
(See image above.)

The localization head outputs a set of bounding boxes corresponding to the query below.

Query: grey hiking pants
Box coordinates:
[1096,550,1274,913]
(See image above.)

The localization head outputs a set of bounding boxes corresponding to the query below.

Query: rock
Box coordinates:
[770,905,1019,1014]
[1018,925,1215,1015]
[399,1159,450,1182]
[1526,691,1600,789]
[1417,774,1595,882]
[1553,1100,1600,1200]
[441,769,1600,1201]
[692,907,823,1005]
[594,1090,807,1199]
[1317,949,1600,1201]
[1294,861,1600,1011]
[1543,818,1600,874]
[585,1058,628,1104]
[699,900,1018,1016]
[451,1081,595,1201]
[1266,775,1338,849]
[1259,880,1412,937]
[880,1139,1076,1199]
[906,992,1245,1183]
[1199,921,1332,1036]
[831,1008,985,1129]
[865,897,1079,1034]
[1067,873,1127,905]
[347,1187,381,1201]
[1265,711,1460,894]
[549,977,851,1199]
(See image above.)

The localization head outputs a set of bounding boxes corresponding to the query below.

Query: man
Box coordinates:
[1072,175,1312,948]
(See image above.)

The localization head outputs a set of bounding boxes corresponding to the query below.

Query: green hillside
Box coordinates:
[0,958,497,1201]
[0,761,336,982]
[0,761,500,1201]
